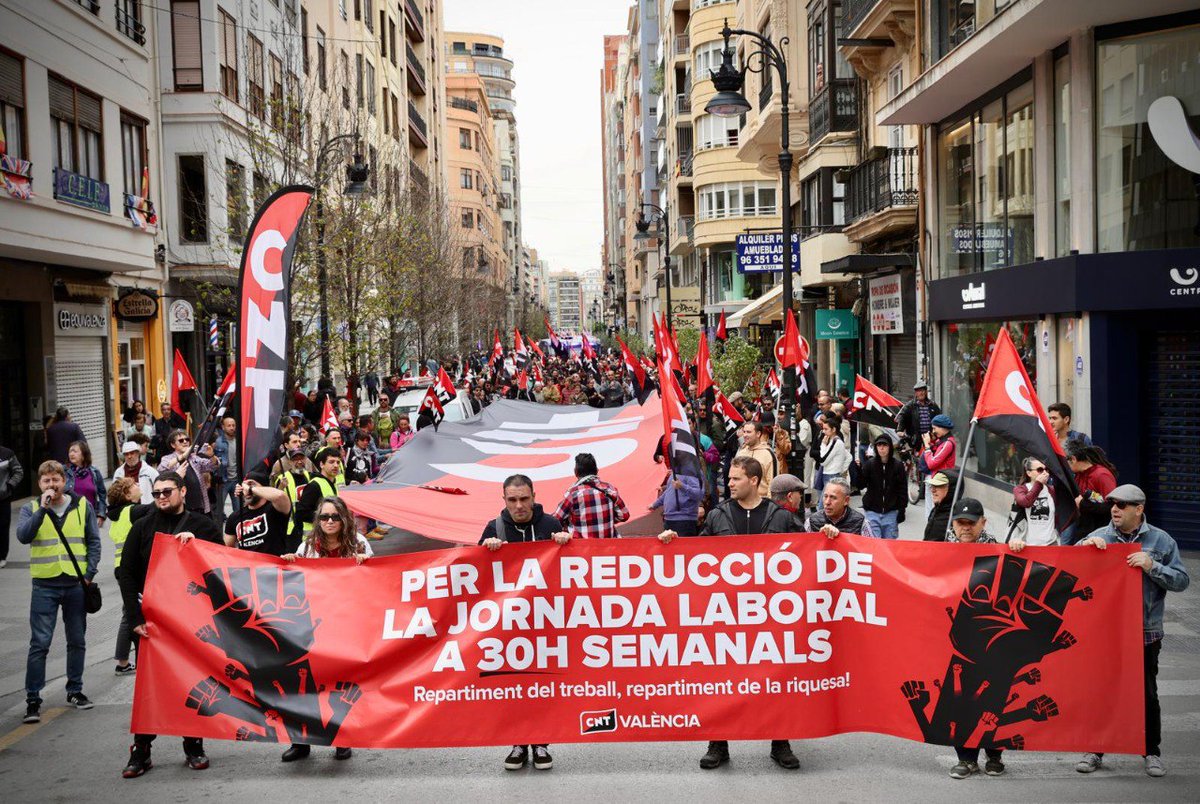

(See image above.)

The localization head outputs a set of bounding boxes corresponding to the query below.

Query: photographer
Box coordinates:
[222,471,294,556]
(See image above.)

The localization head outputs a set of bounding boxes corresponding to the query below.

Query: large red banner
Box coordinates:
[132,534,1144,752]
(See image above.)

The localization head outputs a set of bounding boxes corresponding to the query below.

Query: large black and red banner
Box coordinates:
[131,534,1144,752]
[237,186,314,476]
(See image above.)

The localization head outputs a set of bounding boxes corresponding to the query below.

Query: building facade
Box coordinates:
[548,271,583,334]
[446,70,506,289]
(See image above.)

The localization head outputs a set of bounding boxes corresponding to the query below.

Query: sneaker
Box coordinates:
[122,744,152,778]
[185,750,210,770]
[66,692,94,710]
[115,662,137,676]
[770,740,800,770]
[1075,752,1103,773]
[700,740,730,770]
[1145,755,1165,777]
[1,559,7,568]
[531,745,553,770]
[984,758,1005,776]
[22,701,40,724]
[949,760,979,779]
[504,745,528,771]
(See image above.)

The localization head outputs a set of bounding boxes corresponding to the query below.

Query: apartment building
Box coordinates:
[580,267,605,331]
[446,70,506,289]
[446,32,523,323]
[875,0,1199,543]
[1,0,167,483]
[548,270,583,334]
[600,33,626,329]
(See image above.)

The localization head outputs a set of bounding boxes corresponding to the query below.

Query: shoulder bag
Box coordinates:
[49,510,102,613]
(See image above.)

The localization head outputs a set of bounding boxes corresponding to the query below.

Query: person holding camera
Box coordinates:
[223,471,294,556]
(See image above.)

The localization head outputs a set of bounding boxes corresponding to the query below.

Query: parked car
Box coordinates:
[390,389,473,425]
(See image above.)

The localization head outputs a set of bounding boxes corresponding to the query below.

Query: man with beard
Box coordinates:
[118,474,222,778]
[223,471,293,555]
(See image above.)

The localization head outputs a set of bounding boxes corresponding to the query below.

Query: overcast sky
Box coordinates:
[443,0,630,276]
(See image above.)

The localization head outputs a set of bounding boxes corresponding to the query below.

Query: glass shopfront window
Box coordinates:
[936,79,1036,278]
[1096,24,1200,253]
[1053,54,1071,256]
[941,320,1038,484]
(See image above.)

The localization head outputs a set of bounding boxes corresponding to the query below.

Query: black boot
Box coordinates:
[700,740,730,769]
[281,744,311,762]
[122,743,153,779]
[770,740,799,770]
[334,747,353,760]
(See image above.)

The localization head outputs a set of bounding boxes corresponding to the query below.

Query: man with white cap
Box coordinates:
[1070,484,1190,779]
[112,442,157,504]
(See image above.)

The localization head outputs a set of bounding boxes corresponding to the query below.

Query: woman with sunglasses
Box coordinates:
[1008,457,1058,547]
[279,495,369,763]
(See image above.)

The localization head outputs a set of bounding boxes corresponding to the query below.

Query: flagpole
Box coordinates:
[944,418,978,540]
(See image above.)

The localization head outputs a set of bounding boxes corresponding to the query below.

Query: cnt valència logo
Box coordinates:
[579,708,700,735]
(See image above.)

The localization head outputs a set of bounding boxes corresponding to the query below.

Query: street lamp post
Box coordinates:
[634,203,671,328]
[312,134,370,380]
[705,22,798,452]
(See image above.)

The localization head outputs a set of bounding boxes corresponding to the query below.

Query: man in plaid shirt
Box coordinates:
[551,453,630,539]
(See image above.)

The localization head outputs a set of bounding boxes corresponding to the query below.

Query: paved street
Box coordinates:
[1,498,1197,802]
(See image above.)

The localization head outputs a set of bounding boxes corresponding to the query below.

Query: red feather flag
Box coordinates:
[618,335,653,404]
[715,310,728,342]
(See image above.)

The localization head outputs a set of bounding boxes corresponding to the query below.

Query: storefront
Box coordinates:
[53,301,113,476]
[112,286,167,428]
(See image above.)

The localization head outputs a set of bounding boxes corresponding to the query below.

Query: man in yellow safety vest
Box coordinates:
[294,447,343,537]
[15,460,102,724]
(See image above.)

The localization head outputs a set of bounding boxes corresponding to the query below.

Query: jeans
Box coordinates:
[865,510,900,539]
[1,498,11,561]
[26,582,87,701]
[664,518,699,537]
[955,746,1003,764]
[114,570,138,663]
[216,481,240,523]
[1145,639,1162,756]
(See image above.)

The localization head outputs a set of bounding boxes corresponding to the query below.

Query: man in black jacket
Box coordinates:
[118,474,222,778]
[895,383,942,450]
[478,474,569,773]
[657,455,802,771]
[807,478,877,538]
[860,435,907,539]
[923,470,957,542]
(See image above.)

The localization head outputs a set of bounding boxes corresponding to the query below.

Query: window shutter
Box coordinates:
[48,76,75,118]
[76,91,102,131]
[173,1,203,87]
[0,52,23,106]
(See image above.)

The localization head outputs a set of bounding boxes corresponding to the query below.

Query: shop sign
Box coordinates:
[951,223,1011,254]
[54,303,108,337]
[868,275,903,335]
[168,299,195,332]
[735,233,799,273]
[115,289,159,322]
[816,309,858,340]
[53,167,110,213]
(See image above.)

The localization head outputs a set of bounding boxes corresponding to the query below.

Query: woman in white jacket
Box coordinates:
[815,414,852,497]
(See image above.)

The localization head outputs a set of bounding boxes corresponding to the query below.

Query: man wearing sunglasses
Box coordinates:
[156,430,219,517]
[1072,485,1190,779]
[117,474,222,778]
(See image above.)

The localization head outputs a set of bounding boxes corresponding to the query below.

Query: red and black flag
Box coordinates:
[320,396,338,433]
[715,310,728,342]
[618,335,654,405]
[237,185,313,475]
[190,366,236,463]
[544,317,563,356]
[848,374,903,429]
[713,388,745,441]
[171,349,197,418]
[434,367,457,406]
[764,367,782,403]
[490,330,504,369]
[658,359,703,479]
[696,330,715,399]
[418,385,445,429]
[580,334,601,381]
[973,327,1078,529]
[513,328,529,368]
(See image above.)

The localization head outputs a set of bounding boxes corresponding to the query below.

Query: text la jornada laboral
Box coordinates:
[379,549,889,673]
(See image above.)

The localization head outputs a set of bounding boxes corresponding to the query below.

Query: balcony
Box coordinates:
[408,160,429,195]
[809,78,859,145]
[841,146,918,243]
[408,100,428,148]
[404,0,426,42]
[674,34,690,56]
[450,96,479,114]
[758,73,773,111]
[676,93,691,115]
[841,0,916,80]
[678,216,694,245]
[407,44,426,95]
[676,150,693,178]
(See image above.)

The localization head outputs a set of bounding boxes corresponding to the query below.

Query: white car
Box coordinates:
[389,388,474,425]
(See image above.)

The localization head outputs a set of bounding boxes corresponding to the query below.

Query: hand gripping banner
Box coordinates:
[238,186,314,477]
[131,535,1144,752]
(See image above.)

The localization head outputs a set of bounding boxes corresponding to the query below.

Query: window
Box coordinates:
[501,164,513,182]
[694,40,735,77]
[170,1,203,90]
[218,9,237,101]
[459,127,471,148]
[696,181,777,220]
[364,61,376,115]
[116,0,145,45]
[380,11,387,58]
[178,154,208,242]
[1053,53,1070,257]
[799,167,845,234]
[316,27,326,90]
[49,76,102,179]
[381,89,390,135]
[461,209,473,227]
[270,54,284,128]
[253,171,269,208]
[225,159,246,243]
[301,6,309,75]
[247,36,265,119]
[339,51,349,110]
[933,0,1006,62]
[695,114,739,149]
[389,19,398,67]
[391,94,400,141]
[460,168,473,189]
[339,0,347,21]
[286,71,301,140]
[1096,24,1200,254]
[807,0,855,100]
[0,51,25,160]
[120,112,147,197]
[355,54,363,109]
[936,78,1035,277]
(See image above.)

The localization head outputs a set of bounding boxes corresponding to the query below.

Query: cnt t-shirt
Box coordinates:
[224,502,291,555]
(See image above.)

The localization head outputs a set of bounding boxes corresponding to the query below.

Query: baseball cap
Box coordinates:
[769,474,805,496]
[121,441,140,454]
[729,391,743,401]
[951,498,985,522]
[289,409,303,418]
[288,448,306,460]
[873,433,894,447]
[925,472,950,487]
[1106,484,1146,505]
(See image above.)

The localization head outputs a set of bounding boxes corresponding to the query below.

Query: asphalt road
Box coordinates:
[1,498,1198,803]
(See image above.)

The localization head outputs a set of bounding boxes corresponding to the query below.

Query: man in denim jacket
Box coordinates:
[1074,484,1190,778]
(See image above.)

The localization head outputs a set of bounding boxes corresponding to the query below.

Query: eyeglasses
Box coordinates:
[1110,501,1133,509]
[317,513,341,521]
[150,488,177,498]
[175,438,191,445]
[1030,466,1046,473]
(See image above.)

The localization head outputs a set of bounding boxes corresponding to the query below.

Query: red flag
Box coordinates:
[215,364,237,397]
[582,334,596,361]
[712,388,744,440]
[658,359,702,478]
[696,331,715,398]
[764,367,781,401]
[716,310,728,342]
[490,330,503,367]
[973,327,1078,529]
[320,396,338,433]
[435,367,457,406]
[530,362,543,384]
[528,338,545,360]
[544,317,561,351]
[171,349,197,417]
[618,335,653,405]
[651,313,664,363]
[779,309,803,369]
[513,328,528,362]
[848,374,903,428]
[419,385,445,428]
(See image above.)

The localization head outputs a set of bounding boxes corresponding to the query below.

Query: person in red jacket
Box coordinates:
[921,414,957,515]
[1065,441,1118,543]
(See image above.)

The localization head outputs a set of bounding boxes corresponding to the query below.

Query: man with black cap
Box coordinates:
[860,434,907,539]
[1071,484,1190,779]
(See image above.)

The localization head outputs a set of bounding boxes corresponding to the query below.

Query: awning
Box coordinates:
[727,284,784,328]
[821,253,914,275]
[704,300,751,316]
